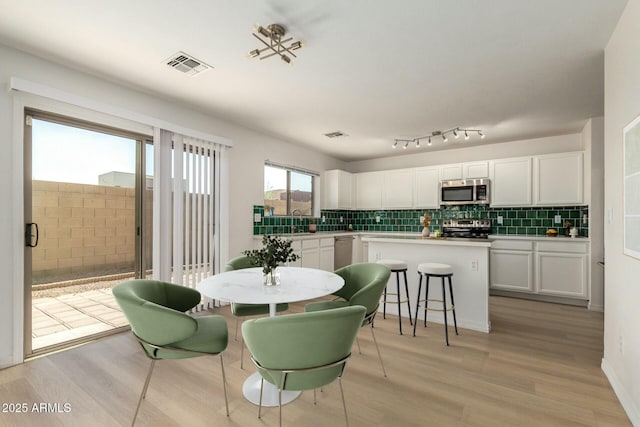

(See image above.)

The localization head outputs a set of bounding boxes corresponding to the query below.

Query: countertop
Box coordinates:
[253,231,590,242]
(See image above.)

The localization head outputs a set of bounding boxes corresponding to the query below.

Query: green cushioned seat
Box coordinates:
[242,305,366,426]
[304,262,391,376]
[113,279,230,424]
[225,255,288,369]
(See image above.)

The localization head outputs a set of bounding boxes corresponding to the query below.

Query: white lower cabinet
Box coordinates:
[301,239,320,269]
[490,238,588,301]
[535,241,587,298]
[319,238,335,271]
[289,240,302,267]
[490,250,534,292]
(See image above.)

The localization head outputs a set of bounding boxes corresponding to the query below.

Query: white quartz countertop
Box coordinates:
[361,235,492,247]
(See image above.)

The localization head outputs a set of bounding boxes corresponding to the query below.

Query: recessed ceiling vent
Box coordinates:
[165,51,211,76]
[324,131,347,138]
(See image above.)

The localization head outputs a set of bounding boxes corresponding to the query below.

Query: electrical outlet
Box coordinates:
[254,213,261,222]
[340,216,344,223]
[582,214,588,225]
[497,216,503,225]
[471,259,478,271]
[375,215,381,223]
[322,215,326,223]
[619,335,624,354]
[554,215,562,224]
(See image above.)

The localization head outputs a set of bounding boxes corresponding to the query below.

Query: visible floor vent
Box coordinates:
[165,52,211,75]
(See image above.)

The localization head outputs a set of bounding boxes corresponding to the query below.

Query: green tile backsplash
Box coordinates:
[252,204,589,237]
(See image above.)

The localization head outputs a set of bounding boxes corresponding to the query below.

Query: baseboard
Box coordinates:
[490,289,588,307]
[588,302,604,312]
[601,357,640,426]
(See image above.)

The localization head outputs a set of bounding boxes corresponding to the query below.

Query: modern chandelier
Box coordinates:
[392,127,485,149]
[248,24,303,64]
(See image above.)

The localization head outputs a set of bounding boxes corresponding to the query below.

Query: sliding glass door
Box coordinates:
[23,109,153,357]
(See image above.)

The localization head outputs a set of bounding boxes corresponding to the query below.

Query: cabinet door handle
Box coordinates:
[25,222,39,247]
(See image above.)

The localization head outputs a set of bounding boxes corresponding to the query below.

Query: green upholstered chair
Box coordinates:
[242,305,366,427]
[112,279,229,426]
[304,262,391,377]
[225,255,288,369]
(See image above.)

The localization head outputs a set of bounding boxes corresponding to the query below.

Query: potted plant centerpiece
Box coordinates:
[243,235,299,286]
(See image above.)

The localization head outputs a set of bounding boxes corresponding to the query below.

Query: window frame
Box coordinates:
[264,162,317,216]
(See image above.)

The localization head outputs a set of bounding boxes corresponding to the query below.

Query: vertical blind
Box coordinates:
[153,129,226,309]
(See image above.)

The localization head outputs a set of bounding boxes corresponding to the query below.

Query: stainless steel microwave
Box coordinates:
[440,179,490,206]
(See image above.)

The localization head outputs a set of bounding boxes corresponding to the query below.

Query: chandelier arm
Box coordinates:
[253,34,298,60]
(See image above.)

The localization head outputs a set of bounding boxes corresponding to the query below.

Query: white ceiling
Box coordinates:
[0,0,629,161]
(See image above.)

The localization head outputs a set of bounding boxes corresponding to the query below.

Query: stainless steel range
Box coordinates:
[442,218,492,239]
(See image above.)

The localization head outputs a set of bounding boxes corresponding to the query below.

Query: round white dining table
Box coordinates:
[197,266,345,407]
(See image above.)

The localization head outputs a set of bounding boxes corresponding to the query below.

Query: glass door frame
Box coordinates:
[23,108,152,357]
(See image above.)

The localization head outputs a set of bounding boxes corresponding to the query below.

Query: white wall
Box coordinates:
[582,118,605,311]
[347,133,583,173]
[602,0,640,423]
[0,43,343,367]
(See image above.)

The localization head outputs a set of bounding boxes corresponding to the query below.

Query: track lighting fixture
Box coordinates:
[392,127,485,150]
[248,24,304,64]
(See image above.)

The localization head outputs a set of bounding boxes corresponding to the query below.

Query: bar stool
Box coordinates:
[376,259,413,334]
[413,262,458,346]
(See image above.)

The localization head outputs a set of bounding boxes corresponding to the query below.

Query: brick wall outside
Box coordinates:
[31,180,136,284]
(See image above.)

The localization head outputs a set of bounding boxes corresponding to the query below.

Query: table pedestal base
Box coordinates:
[242,372,302,406]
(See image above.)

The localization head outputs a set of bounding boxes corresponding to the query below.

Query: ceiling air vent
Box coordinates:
[324,131,347,138]
[165,51,211,76]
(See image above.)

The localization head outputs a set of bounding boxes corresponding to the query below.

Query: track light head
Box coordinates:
[415,139,420,148]
[403,141,409,149]
[478,131,485,139]
[392,140,398,148]
[453,130,459,139]
[464,130,469,140]
[442,134,448,142]
[428,136,432,146]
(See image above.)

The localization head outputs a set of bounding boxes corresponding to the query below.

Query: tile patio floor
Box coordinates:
[32,288,128,350]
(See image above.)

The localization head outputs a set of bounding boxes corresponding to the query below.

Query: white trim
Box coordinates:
[9,77,232,147]
[9,95,27,367]
[153,129,173,281]
[601,358,639,425]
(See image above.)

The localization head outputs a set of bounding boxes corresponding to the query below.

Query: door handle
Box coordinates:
[25,222,39,247]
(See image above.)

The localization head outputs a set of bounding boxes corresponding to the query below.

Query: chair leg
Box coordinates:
[396,271,403,335]
[279,386,283,427]
[414,274,422,337]
[314,388,317,404]
[339,377,350,427]
[424,275,430,327]
[234,317,239,341]
[370,325,387,377]
[219,354,230,416]
[403,270,413,326]
[383,286,387,319]
[132,359,156,427]
[240,337,245,370]
[258,377,264,419]
[448,275,459,335]
[442,277,449,346]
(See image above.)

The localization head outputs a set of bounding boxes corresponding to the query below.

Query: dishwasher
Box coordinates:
[334,236,354,270]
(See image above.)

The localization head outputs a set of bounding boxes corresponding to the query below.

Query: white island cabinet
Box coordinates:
[363,236,491,333]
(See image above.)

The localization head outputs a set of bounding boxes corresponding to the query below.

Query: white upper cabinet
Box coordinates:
[382,169,414,209]
[414,167,440,208]
[463,161,489,179]
[533,152,583,205]
[355,172,383,209]
[489,157,532,206]
[439,164,463,181]
[322,169,353,210]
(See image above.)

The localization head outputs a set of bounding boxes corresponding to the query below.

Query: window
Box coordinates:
[264,163,315,216]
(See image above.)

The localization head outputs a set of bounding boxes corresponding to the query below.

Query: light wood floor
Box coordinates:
[0,296,630,427]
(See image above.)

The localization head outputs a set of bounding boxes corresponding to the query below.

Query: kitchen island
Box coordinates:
[362,236,491,333]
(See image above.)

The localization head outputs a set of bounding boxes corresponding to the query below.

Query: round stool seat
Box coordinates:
[377,259,408,271]
[417,262,453,276]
